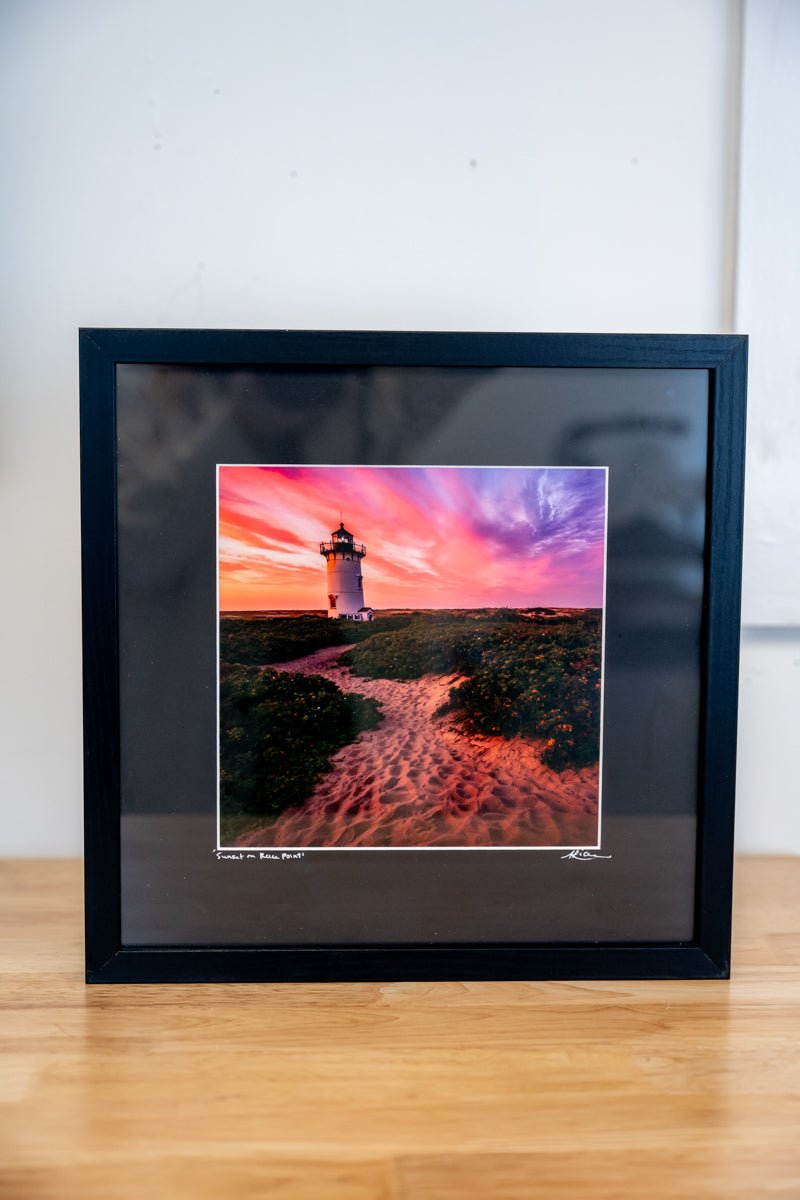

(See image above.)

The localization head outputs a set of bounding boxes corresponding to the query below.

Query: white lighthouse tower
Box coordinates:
[320,521,373,620]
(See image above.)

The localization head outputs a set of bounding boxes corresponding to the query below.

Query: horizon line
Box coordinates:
[219,604,603,614]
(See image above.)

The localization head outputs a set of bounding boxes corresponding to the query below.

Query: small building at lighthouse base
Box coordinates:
[328,605,374,622]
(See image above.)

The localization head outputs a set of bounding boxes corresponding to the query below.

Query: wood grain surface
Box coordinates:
[1,857,798,1199]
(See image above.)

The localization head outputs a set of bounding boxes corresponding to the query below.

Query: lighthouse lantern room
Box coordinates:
[319,521,374,620]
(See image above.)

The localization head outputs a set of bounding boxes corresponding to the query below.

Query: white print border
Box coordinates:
[216,464,609,854]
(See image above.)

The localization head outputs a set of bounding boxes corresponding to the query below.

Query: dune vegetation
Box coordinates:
[219,663,383,839]
[341,610,602,771]
[219,615,409,840]
[218,609,602,842]
[219,613,413,667]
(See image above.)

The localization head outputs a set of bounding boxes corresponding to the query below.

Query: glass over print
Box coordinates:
[80,331,745,980]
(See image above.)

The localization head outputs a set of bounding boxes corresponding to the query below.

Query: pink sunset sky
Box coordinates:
[218,465,607,612]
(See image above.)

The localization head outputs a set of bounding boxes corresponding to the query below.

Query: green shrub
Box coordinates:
[340,616,493,679]
[442,615,602,770]
[220,617,340,666]
[338,614,416,643]
[219,664,383,818]
[219,613,416,666]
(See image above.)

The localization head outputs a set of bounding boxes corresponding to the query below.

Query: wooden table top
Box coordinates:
[1,856,798,1199]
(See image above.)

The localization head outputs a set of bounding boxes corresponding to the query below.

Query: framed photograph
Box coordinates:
[80,330,746,982]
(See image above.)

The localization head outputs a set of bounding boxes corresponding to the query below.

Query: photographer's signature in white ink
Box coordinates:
[560,849,612,861]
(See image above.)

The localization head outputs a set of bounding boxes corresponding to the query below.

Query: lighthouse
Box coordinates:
[320,521,373,620]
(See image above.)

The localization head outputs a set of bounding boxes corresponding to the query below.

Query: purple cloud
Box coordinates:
[470,468,606,561]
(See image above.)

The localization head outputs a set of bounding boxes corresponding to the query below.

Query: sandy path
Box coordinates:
[235,644,599,849]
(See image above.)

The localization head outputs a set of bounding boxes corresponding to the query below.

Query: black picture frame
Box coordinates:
[80,329,747,983]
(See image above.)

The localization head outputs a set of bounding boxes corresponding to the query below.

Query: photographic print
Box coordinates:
[217,464,607,850]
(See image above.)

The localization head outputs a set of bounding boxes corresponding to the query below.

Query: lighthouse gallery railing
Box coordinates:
[320,541,366,556]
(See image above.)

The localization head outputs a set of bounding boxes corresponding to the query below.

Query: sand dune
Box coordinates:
[235,644,599,849]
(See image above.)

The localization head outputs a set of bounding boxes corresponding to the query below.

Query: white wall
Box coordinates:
[0,0,795,855]
[737,630,800,854]
[737,0,800,626]
[734,0,800,854]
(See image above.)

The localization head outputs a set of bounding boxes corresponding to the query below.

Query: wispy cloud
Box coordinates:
[219,466,606,610]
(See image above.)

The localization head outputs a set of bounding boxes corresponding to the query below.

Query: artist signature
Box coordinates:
[560,849,612,861]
